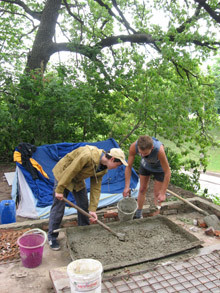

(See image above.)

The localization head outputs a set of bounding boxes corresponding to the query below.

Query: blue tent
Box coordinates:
[12,138,139,219]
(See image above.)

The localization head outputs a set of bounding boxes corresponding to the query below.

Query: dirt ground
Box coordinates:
[0,163,16,201]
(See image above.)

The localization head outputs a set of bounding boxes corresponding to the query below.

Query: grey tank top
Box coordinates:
[135,137,163,172]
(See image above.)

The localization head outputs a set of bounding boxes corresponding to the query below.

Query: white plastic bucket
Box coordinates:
[67,259,103,293]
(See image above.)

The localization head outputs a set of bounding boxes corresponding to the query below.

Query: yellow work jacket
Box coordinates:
[53,145,107,212]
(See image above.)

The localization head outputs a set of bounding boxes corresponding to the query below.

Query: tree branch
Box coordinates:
[97,33,154,48]
[194,0,220,23]
[119,120,142,146]
[94,0,136,33]
[1,0,41,20]
[176,4,202,33]
[192,39,220,50]
[0,8,36,26]
[63,0,84,25]
[111,0,136,34]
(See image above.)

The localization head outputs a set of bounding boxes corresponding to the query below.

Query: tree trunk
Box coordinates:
[25,0,62,73]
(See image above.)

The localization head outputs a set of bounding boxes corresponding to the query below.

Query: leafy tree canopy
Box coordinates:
[0,0,219,175]
[0,0,220,74]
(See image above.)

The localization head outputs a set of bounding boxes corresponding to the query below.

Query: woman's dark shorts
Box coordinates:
[139,165,164,182]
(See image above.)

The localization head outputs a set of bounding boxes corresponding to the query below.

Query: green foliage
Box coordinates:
[165,147,200,192]
[176,217,194,225]
[170,171,200,193]
[210,195,220,206]
[198,189,220,206]
[0,0,220,204]
[0,66,120,161]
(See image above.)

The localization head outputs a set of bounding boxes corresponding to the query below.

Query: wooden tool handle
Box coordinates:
[167,189,209,216]
[63,197,119,237]
[63,197,93,219]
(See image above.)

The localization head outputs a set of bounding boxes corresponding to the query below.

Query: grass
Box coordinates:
[201,126,220,173]
[159,126,220,173]
[158,127,220,203]
[206,127,220,172]
[207,146,220,172]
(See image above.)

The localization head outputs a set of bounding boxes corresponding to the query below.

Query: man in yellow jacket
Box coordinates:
[48,145,128,250]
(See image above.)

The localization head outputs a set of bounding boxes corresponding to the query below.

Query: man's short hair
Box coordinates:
[106,153,121,163]
[137,135,153,150]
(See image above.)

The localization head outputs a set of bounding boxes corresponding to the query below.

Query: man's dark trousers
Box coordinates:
[48,186,90,241]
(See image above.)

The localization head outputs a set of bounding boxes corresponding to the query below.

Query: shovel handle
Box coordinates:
[63,197,120,238]
[63,197,93,219]
[167,189,209,216]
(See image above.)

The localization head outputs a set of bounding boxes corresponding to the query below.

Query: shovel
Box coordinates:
[63,197,126,241]
[167,189,220,230]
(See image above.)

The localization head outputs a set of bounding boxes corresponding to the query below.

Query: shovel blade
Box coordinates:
[117,233,126,241]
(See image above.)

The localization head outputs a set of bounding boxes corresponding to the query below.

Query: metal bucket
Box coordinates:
[117,197,137,221]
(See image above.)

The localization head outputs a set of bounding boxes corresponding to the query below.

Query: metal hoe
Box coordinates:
[63,197,126,241]
[167,189,220,230]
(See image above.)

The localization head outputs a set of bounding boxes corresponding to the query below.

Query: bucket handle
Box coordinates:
[23,228,47,246]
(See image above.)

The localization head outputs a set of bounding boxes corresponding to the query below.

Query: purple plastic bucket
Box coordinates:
[17,229,47,268]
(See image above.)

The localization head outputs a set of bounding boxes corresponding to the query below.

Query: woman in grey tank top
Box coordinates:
[123,135,171,218]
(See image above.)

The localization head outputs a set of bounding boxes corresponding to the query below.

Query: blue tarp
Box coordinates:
[15,138,139,208]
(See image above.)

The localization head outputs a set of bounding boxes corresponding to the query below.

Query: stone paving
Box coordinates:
[102,249,220,293]
[48,246,220,292]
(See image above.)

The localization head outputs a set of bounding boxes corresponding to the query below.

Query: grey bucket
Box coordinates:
[117,197,138,221]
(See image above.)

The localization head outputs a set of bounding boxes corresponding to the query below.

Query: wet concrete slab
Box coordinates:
[66,215,203,271]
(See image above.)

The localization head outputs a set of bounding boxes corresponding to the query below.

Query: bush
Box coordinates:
[165,147,200,192]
